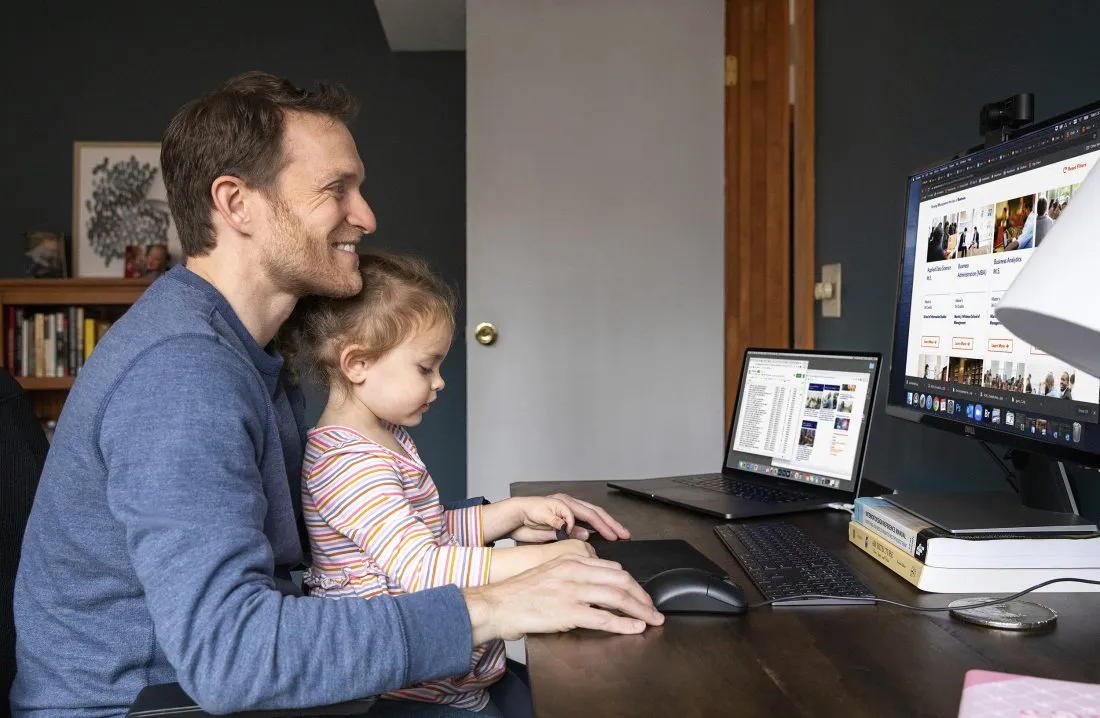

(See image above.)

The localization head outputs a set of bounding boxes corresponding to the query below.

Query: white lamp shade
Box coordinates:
[996,162,1100,378]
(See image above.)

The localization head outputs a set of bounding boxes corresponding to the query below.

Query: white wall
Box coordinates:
[466,0,726,493]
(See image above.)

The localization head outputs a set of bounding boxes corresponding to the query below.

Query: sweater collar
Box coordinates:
[166,265,284,377]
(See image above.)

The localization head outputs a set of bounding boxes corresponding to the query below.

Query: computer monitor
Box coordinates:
[886,97,1100,523]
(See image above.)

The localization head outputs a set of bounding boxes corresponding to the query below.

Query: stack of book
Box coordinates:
[848,497,1100,592]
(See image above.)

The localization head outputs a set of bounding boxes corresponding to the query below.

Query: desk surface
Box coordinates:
[512,481,1100,718]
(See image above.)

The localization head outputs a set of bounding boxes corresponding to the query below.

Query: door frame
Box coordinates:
[724,0,815,424]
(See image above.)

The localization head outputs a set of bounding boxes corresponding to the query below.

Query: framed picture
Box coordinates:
[72,142,182,277]
[124,242,169,279]
[24,230,69,278]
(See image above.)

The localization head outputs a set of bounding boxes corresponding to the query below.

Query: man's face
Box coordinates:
[258,112,376,298]
[1061,374,1069,391]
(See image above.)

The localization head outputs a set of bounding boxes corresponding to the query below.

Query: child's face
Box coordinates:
[353,321,452,427]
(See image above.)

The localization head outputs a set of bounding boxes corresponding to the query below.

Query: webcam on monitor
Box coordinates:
[980,93,1035,146]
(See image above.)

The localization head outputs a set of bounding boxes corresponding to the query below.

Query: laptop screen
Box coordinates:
[725,349,881,494]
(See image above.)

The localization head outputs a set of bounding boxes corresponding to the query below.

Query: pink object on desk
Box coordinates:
[958,670,1100,717]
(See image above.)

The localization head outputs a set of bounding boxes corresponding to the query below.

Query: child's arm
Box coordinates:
[489,539,594,583]
[308,455,590,591]
[308,454,490,591]
[475,497,575,544]
[443,503,490,547]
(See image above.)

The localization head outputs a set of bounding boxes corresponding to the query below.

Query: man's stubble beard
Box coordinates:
[265,197,363,299]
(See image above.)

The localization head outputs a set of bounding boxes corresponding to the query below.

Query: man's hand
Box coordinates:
[462,555,664,643]
[509,493,631,543]
[543,538,596,561]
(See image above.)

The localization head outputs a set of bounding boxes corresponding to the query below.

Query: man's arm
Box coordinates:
[101,338,473,713]
[463,555,666,644]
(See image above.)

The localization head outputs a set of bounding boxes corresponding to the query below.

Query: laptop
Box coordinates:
[608,348,882,519]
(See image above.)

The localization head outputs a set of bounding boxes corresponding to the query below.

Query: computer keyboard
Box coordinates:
[714,521,876,605]
[673,475,814,503]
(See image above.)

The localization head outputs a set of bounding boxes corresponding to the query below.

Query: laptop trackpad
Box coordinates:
[588,538,727,582]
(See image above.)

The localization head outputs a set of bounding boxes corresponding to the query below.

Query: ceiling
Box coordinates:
[374,0,466,51]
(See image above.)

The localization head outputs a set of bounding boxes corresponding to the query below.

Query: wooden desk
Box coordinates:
[512,481,1100,718]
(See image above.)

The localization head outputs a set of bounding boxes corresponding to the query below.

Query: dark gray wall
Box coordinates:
[0,1,468,501]
[815,0,1100,518]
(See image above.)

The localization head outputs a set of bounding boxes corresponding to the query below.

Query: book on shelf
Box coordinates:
[853,496,1100,569]
[847,520,1100,593]
[4,305,113,379]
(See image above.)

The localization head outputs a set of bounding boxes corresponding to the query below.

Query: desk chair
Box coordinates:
[0,369,48,718]
[0,368,373,717]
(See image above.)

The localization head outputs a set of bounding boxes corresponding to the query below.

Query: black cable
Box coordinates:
[747,577,1100,611]
[979,440,1019,493]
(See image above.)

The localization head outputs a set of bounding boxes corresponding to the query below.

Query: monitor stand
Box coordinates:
[886,450,1098,534]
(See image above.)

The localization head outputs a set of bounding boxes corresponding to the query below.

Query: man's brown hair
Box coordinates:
[161,71,359,258]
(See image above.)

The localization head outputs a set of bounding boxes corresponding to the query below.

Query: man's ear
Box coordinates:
[339,344,374,384]
[210,175,255,236]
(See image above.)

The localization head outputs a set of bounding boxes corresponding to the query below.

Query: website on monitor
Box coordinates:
[905,150,1100,424]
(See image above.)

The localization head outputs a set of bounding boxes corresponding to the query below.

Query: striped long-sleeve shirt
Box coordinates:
[301,424,505,711]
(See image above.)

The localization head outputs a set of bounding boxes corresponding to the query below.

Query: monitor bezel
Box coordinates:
[884,97,1100,469]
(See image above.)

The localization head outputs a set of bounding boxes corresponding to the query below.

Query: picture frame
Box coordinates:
[72,141,181,277]
[24,230,69,278]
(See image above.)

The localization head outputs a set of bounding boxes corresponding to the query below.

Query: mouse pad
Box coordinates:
[588,538,727,583]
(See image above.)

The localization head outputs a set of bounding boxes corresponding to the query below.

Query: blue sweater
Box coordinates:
[11,267,473,717]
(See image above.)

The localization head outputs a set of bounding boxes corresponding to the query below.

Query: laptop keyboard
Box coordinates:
[714,522,876,605]
[673,475,814,504]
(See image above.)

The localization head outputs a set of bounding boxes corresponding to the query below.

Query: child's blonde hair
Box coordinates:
[281,250,456,393]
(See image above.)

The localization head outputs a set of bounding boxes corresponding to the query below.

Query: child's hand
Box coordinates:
[513,497,575,542]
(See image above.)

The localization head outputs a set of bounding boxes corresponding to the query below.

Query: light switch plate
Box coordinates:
[821,263,841,318]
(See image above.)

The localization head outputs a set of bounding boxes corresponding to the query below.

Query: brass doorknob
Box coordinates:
[474,322,498,346]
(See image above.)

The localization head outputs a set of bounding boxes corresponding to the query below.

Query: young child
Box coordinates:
[283,251,594,715]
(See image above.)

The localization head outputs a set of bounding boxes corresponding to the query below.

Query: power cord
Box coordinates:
[978,440,1019,493]
[746,577,1100,611]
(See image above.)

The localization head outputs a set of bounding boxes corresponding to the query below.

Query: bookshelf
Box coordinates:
[0,278,153,422]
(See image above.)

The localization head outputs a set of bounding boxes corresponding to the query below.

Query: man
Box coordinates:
[11,72,662,717]
[927,225,946,263]
[1034,197,1054,247]
[1059,371,1073,400]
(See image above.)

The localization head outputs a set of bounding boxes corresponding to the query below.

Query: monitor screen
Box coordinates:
[887,99,1100,463]
[725,349,881,494]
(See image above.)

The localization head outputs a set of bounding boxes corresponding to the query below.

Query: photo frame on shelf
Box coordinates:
[23,230,69,278]
[72,141,182,278]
